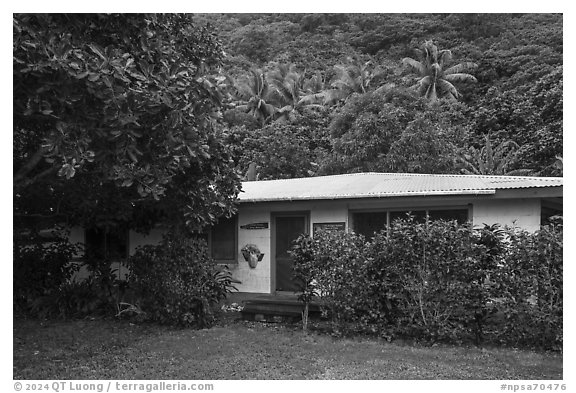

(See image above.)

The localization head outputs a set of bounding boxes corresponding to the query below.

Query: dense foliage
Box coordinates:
[14,14,562,328]
[193,13,562,179]
[14,14,241,234]
[291,221,563,350]
[13,230,81,317]
[127,233,236,327]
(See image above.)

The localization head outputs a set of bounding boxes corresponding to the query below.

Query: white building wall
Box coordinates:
[472,199,541,232]
[231,207,272,293]
[310,202,350,233]
[66,194,546,292]
[230,201,351,293]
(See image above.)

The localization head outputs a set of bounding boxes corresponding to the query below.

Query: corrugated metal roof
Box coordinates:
[238,172,563,203]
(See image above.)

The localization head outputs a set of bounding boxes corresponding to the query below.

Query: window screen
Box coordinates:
[389,210,427,224]
[353,212,387,239]
[85,227,128,260]
[211,216,237,262]
[428,209,469,224]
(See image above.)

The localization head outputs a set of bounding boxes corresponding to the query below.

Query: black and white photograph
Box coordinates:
[12,9,565,389]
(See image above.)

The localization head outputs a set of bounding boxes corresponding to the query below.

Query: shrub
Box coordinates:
[495,223,563,350]
[311,230,369,335]
[291,234,319,331]
[127,232,236,327]
[13,229,81,316]
[368,218,498,343]
[291,229,370,335]
[291,219,563,350]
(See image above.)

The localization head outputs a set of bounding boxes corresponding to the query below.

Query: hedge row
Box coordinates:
[291,218,562,350]
[13,231,236,327]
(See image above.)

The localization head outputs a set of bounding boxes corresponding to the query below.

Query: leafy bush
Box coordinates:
[291,234,319,331]
[367,218,498,343]
[291,219,563,350]
[13,229,81,316]
[127,232,236,327]
[14,228,130,319]
[495,223,563,350]
[292,229,370,335]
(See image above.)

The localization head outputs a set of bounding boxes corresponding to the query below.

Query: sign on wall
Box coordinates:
[240,222,269,230]
[313,222,346,233]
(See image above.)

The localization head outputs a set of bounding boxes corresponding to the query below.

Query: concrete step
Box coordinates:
[239,296,323,321]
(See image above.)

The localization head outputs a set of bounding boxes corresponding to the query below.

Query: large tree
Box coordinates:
[14,14,241,232]
[457,135,533,176]
[233,69,277,127]
[266,63,326,123]
[402,40,477,101]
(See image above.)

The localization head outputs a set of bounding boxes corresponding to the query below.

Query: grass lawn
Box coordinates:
[13,314,562,380]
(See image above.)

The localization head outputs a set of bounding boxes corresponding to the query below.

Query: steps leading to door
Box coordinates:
[236,294,323,322]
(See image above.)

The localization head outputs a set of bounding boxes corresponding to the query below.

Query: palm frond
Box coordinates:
[484,136,494,172]
[271,80,297,106]
[438,50,453,67]
[321,89,348,105]
[235,104,250,113]
[475,148,487,174]
[444,62,478,75]
[402,57,426,75]
[303,72,325,93]
[444,73,478,84]
[260,102,276,119]
[425,82,438,101]
[373,82,396,95]
[276,105,294,114]
[416,76,431,96]
[437,79,459,99]
[249,69,263,95]
[298,93,324,106]
[505,168,534,176]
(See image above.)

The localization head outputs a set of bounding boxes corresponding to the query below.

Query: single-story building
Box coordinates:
[69,172,562,293]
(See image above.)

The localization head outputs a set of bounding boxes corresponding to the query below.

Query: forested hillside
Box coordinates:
[13,13,562,234]
[194,13,563,179]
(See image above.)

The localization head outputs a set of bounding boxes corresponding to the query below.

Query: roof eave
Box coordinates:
[238,189,497,204]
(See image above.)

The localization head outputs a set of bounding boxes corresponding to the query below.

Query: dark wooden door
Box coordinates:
[275,215,307,292]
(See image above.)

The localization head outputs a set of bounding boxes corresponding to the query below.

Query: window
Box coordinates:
[353,212,387,239]
[210,216,237,263]
[85,226,128,260]
[352,207,469,239]
[428,209,469,224]
[541,200,562,226]
[390,210,427,224]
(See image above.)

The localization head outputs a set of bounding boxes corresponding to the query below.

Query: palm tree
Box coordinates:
[266,64,325,122]
[458,135,533,176]
[552,155,563,176]
[403,40,477,101]
[234,69,277,127]
[321,56,388,105]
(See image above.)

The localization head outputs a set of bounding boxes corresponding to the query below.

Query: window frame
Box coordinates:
[84,226,129,261]
[208,215,238,265]
[350,205,471,239]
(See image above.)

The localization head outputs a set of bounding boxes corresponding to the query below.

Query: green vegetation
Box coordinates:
[14,14,241,236]
[202,13,562,179]
[13,13,562,234]
[291,220,563,350]
[127,233,236,327]
[13,14,563,340]
[13,318,562,379]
